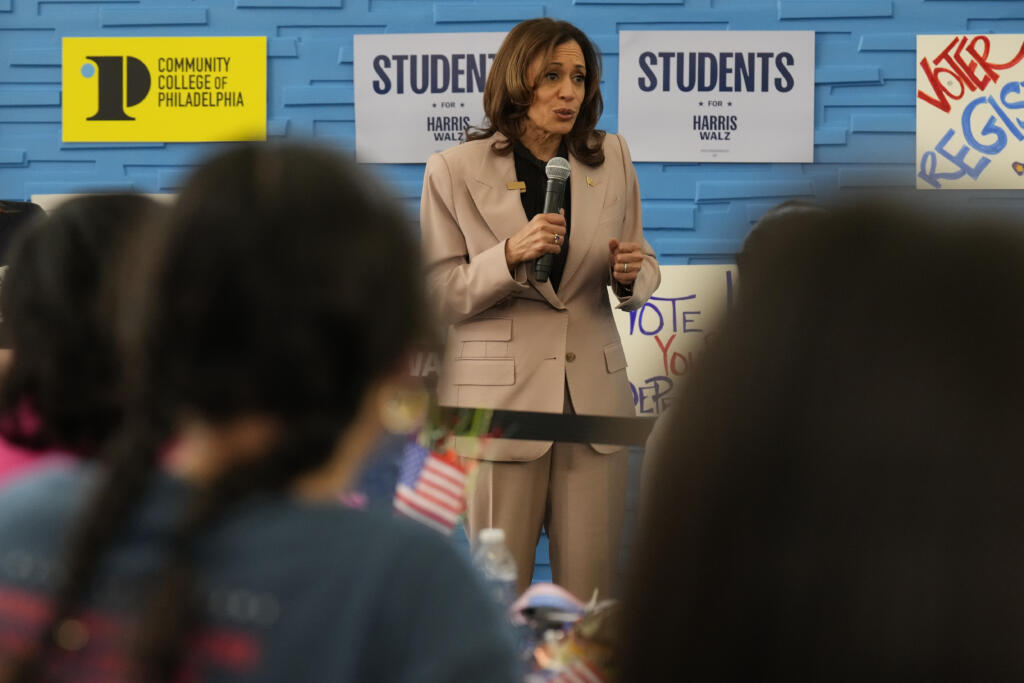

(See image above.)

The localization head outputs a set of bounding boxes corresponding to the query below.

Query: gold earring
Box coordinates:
[380,388,430,435]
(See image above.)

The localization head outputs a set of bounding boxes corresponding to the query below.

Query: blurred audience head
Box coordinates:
[7,142,424,682]
[0,193,163,455]
[124,142,424,442]
[624,200,1024,682]
[736,199,828,286]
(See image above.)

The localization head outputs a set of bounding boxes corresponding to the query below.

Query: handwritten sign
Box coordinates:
[610,265,736,416]
[916,34,1024,189]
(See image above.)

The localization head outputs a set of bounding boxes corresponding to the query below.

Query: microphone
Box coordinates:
[535,156,571,283]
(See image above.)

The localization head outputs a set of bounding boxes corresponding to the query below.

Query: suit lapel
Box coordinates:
[466,142,526,244]
[530,272,563,308]
[465,135,565,310]
[560,151,608,290]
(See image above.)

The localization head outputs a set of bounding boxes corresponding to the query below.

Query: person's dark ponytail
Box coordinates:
[2,142,424,682]
[8,414,345,683]
[6,416,167,682]
[133,417,342,681]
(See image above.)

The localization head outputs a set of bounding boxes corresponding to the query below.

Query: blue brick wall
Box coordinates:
[5,0,1022,591]
[4,0,1024,262]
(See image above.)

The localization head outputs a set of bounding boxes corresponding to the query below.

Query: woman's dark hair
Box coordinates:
[623,201,1024,682]
[6,143,425,682]
[0,194,163,454]
[467,18,606,165]
[736,199,827,279]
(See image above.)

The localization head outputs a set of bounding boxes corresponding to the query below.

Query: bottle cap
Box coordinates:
[478,528,506,545]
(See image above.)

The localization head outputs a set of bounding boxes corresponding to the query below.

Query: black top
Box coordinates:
[513,141,571,292]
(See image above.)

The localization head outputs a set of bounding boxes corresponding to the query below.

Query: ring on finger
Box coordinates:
[623,262,629,273]
[554,234,561,244]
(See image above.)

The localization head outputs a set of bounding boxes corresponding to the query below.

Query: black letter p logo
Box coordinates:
[86,56,151,121]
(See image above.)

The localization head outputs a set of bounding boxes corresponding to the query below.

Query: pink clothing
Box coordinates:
[0,435,71,489]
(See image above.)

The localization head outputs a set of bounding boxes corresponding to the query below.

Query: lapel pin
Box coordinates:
[507,181,526,192]
[586,176,594,187]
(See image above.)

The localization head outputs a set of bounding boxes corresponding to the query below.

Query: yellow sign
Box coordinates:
[62,36,266,142]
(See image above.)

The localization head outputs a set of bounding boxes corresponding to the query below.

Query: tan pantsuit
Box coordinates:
[420,132,659,600]
[467,387,630,599]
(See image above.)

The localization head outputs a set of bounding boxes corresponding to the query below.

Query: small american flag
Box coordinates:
[393,442,469,534]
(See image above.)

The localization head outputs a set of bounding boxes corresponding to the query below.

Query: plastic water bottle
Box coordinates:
[473,528,519,610]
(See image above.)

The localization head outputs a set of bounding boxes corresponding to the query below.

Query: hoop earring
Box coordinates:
[379,388,430,435]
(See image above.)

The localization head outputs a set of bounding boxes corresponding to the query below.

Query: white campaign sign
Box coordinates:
[609,265,737,416]
[354,32,504,163]
[618,31,814,163]
[916,34,1024,190]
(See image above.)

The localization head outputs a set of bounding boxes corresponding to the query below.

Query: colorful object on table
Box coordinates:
[1014,161,1024,176]
[420,405,496,450]
[563,601,619,672]
[391,401,497,533]
[520,590,620,683]
[512,582,587,627]
[547,659,608,683]
[394,442,470,534]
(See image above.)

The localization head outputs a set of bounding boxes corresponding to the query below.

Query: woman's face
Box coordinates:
[524,40,586,140]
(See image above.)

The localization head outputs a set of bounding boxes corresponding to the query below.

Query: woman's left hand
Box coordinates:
[609,238,643,286]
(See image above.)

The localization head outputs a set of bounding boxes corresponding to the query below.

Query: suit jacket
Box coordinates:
[420,132,660,461]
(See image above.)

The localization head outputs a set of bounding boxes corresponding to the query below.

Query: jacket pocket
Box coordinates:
[452,317,512,341]
[460,341,509,358]
[603,341,627,373]
[450,358,515,386]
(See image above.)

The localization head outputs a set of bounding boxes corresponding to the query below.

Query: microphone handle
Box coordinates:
[535,177,567,283]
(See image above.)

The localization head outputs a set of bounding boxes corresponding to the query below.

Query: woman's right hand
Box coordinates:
[504,212,567,271]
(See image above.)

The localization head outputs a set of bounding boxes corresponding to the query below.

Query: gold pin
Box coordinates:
[506,181,526,193]
[586,176,594,187]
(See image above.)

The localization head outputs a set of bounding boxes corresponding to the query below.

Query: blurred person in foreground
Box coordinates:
[640,199,827,501]
[0,194,163,486]
[421,17,660,599]
[622,200,1024,682]
[0,143,519,683]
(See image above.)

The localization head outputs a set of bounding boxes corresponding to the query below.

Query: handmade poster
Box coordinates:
[916,34,1024,190]
[610,264,736,416]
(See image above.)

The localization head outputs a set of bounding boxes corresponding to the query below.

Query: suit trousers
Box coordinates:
[466,386,629,601]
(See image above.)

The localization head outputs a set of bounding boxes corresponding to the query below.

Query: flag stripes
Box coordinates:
[394,443,469,535]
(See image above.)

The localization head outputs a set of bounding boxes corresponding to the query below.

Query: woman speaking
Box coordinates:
[420,18,660,600]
